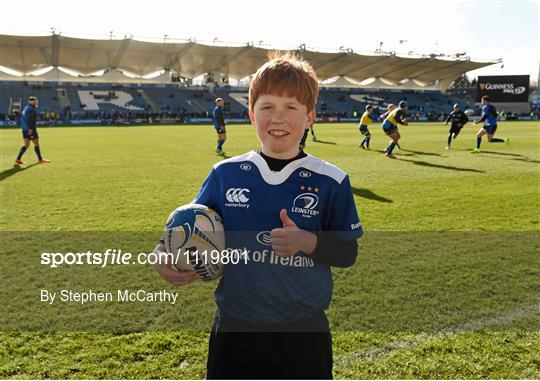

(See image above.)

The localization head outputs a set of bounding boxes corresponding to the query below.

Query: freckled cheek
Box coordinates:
[290,116,307,132]
[259,119,272,132]
[253,115,269,129]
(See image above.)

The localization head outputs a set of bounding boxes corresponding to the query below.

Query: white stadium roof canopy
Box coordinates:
[0,34,496,89]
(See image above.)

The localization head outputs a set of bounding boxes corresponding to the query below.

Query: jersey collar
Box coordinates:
[248,150,312,185]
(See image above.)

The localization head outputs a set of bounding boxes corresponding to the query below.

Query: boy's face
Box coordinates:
[250,94,315,159]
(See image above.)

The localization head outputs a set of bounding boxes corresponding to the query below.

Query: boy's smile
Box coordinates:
[268,129,289,137]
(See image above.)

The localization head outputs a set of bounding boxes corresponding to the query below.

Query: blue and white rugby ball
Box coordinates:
[164,204,225,281]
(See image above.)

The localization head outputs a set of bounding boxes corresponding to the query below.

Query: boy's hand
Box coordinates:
[152,243,200,286]
[270,209,318,257]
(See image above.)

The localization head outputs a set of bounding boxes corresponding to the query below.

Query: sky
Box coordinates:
[1,0,538,83]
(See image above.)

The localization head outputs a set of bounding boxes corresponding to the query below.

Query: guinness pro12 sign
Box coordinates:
[477,75,529,102]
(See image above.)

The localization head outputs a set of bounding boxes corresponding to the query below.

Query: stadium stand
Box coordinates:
[6,34,522,124]
[1,81,62,121]
[1,80,472,123]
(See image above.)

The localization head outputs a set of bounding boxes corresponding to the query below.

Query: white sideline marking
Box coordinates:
[334,303,540,366]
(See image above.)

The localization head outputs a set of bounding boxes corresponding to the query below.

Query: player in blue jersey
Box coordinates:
[309,121,317,141]
[298,120,316,149]
[444,103,469,149]
[212,98,227,154]
[381,101,408,158]
[472,95,508,153]
[298,125,309,150]
[358,104,378,149]
[15,96,50,164]
[154,52,363,379]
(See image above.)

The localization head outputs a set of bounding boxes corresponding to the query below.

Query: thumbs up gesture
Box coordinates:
[279,208,296,228]
[270,209,318,257]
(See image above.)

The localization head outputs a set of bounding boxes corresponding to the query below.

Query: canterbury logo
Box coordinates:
[225,188,250,203]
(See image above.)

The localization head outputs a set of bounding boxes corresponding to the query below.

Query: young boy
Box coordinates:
[381,100,408,158]
[444,103,468,149]
[358,104,378,149]
[154,52,363,379]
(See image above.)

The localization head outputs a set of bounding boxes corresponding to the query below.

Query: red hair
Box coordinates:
[249,52,319,112]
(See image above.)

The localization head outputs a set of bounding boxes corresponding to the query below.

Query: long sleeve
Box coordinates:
[310,235,358,268]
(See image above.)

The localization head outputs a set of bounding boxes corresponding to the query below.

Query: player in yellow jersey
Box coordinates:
[380,104,401,150]
[380,103,395,120]
[358,104,378,149]
[381,101,408,158]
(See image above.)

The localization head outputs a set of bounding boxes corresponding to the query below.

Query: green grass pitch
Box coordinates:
[1,121,539,379]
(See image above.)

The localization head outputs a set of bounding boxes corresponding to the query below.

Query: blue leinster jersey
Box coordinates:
[193,150,363,325]
[481,104,498,127]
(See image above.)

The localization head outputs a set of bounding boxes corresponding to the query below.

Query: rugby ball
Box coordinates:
[163,204,225,281]
[464,109,475,116]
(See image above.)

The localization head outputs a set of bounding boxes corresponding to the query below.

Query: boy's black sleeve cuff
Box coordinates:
[309,232,359,268]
